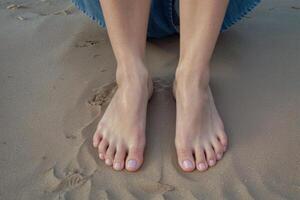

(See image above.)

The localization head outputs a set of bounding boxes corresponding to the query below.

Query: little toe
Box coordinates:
[93,131,101,148]
[126,146,144,172]
[98,139,108,160]
[212,138,224,161]
[195,148,208,172]
[205,145,216,167]
[113,146,126,171]
[176,147,195,172]
[217,131,228,150]
[105,144,116,166]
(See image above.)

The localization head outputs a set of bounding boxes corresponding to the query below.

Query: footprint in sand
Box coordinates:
[87,78,173,115]
[6,4,27,10]
[88,82,117,107]
[53,5,75,15]
[52,172,89,193]
[44,167,89,194]
[65,134,77,140]
[97,190,109,200]
[88,78,171,107]
[153,77,172,92]
[139,181,175,194]
[75,40,101,48]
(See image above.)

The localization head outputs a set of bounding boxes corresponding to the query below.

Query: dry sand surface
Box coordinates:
[1,0,300,199]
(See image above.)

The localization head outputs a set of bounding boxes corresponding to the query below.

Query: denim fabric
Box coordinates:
[71,0,261,38]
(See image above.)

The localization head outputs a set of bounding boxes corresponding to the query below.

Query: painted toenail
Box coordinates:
[99,153,104,160]
[105,159,112,166]
[183,160,193,169]
[198,163,207,171]
[113,162,122,170]
[208,159,215,166]
[127,159,137,169]
[217,153,222,160]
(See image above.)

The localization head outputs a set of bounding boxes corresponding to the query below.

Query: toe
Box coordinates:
[113,145,126,171]
[93,131,102,148]
[212,138,224,161]
[126,146,144,172]
[176,147,195,172]
[205,145,216,167]
[195,147,208,172]
[105,144,116,166]
[98,139,108,160]
[217,131,228,150]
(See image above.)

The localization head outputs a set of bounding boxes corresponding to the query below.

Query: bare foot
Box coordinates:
[93,62,152,172]
[174,67,228,172]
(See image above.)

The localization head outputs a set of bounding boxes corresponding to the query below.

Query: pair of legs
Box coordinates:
[92,0,229,172]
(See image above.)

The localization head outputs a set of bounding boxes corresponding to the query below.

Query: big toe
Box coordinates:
[176,147,195,172]
[126,146,144,172]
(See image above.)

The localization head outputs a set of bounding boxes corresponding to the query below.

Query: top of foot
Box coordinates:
[93,64,153,172]
[174,68,228,172]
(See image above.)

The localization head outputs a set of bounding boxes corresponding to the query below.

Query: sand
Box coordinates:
[0,0,300,199]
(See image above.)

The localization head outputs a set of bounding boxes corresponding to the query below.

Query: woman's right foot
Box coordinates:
[92,61,152,172]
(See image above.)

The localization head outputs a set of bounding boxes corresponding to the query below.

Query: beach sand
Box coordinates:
[0,0,300,199]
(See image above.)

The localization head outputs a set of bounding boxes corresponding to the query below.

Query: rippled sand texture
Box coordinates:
[0,0,300,199]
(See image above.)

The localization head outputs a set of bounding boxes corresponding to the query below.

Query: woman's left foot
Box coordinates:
[174,67,228,172]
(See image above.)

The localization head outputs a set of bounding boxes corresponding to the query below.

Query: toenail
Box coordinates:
[99,153,104,160]
[198,163,207,171]
[127,159,137,169]
[182,160,193,169]
[113,162,122,170]
[217,153,222,160]
[105,159,112,166]
[208,159,215,166]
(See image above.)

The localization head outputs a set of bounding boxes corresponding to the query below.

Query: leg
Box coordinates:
[174,0,229,172]
[92,0,152,172]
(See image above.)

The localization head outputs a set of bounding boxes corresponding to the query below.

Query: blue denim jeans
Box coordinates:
[71,0,261,38]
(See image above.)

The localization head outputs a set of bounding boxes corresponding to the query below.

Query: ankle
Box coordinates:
[116,62,152,94]
[117,68,149,86]
[175,64,210,89]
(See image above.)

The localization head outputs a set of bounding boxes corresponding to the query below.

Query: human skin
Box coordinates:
[174,0,229,172]
[92,0,153,172]
[93,0,228,172]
